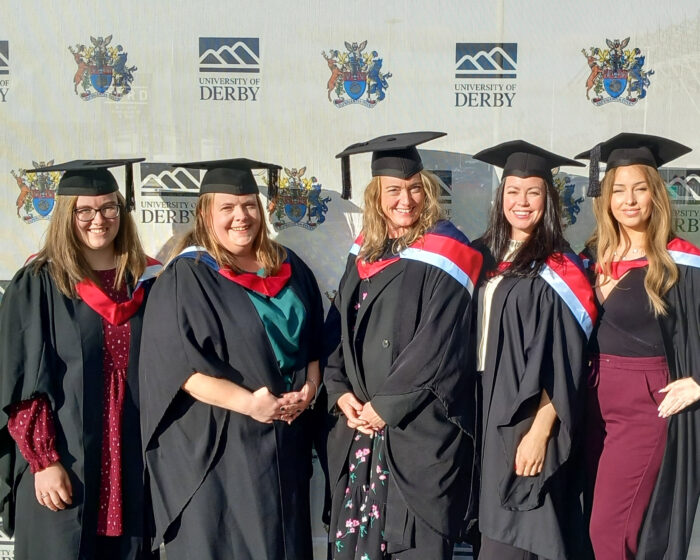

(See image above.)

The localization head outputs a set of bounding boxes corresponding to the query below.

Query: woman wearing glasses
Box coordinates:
[0,160,160,559]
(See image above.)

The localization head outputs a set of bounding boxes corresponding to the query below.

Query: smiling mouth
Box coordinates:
[512,211,532,219]
[231,225,250,231]
[394,208,414,214]
[88,228,108,233]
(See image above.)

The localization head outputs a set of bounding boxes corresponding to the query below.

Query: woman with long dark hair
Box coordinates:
[0,160,160,559]
[138,159,323,560]
[324,132,483,559]
[472,141,596,559]
[579,133,700,560]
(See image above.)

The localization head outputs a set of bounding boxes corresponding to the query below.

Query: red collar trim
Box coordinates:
[75,279,145,325]
[218,262,292,297]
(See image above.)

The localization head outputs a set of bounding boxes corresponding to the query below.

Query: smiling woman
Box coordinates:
[0,159,160,560]
[471,140,595,560]
[139,158,323,560]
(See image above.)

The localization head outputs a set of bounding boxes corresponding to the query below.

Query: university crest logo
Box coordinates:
[12,161,60,224]
[269,167,331,231]
[554,174,584,226]
[582,38,654,106]
[322,41,392,108]
[69,35,137,101]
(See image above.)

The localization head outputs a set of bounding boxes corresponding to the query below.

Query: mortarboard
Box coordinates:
[575,133,692,197]
[335,131,447,199]
[27,158,145,211]
[176,158,282,199]
[473,140,584,184]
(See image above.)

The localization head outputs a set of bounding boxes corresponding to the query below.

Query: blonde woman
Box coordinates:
[579,133,700,560]
[139,159,323,560]
[0,160,160,559]
[325,132,483,559]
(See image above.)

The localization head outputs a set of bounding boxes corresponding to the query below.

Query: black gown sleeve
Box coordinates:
[139,259,236,549]
[494,282,587,510]
[323,258,355,409]
[371,263,473,429]
[0,267,55,535]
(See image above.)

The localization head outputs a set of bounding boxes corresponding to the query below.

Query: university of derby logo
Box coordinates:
[12,161,59,224]
[0,40,8,102]
[322,41,392,108]
[554,174,584,226]
[661,168,700,235]
[198,38,261,101]
[139,163,201,225]
[582,38,654,106]
[268,167,332,231]
[69,35,137,101]
[454,43,517,108]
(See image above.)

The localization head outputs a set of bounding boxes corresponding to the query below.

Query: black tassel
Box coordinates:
[587,143,602,197]
[268,167,279,200]
[125,163,135,212]
[341,156,351,199]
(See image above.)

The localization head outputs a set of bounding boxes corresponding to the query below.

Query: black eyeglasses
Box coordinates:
[73,204,121,222]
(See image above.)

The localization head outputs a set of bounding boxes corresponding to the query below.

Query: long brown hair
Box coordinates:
[587,164,678,315]
[358,170,445,263]
[170,193,286,274]
[31,192,147,298]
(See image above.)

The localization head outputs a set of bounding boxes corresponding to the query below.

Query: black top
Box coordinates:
[595,268,665,357]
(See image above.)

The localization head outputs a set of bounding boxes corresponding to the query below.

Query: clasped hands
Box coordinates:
[247,382,316,424]
[337,392,385,435]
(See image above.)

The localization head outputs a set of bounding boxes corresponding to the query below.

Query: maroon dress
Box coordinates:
[7,268,130,536]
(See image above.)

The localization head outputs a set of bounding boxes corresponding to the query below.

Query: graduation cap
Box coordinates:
[26,159,145,212]
[472,140,584,184]
[335,131,447,199]
[575,133,692,197]
[176,158,282,199]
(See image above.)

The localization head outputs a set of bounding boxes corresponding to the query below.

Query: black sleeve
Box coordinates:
[323,259,354,410]
[495,284,587,510]
[371,264,474,429]
[0,266,54,535]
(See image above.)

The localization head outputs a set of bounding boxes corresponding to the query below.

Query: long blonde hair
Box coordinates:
[170,193,286,274]
[359,170,445,263]
[31,192,147,298]
[588,164,678,315]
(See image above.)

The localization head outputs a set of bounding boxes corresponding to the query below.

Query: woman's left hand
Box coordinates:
[515,429,549,477]
[658,377,700,418]
[279,381,316,424]
[358,402,386,431]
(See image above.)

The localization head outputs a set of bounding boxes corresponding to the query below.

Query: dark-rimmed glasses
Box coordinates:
[73,204,121,222]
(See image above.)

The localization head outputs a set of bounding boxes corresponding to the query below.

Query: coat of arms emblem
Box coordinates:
[268,167,331,231]
[69,35,137,101]
[582,38,654,106]
[322,41,392,108]
[12,161,60,223]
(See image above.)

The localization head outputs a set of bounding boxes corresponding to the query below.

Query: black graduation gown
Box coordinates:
[626,255,700,559]
[0,264,155,560]
[139,248,323,560]
[325,239,480,543]
[475,244,592,560]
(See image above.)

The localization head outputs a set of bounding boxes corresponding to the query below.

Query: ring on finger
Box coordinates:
[40,493,48,498]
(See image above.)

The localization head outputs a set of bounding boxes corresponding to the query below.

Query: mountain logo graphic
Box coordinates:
[455,43,517,79]
[199,38,260,73]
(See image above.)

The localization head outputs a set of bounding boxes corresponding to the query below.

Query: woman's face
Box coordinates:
[502,175,546,241]
[379,173,426,238]
[209,193,261,257]
[73,193,120,254]
[609,165,653,234]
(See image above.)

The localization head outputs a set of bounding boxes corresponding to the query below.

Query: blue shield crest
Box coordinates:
[33,195,55,217]
[603,72,627,98]
[343,71,367,100]
[90,65,113,93]
[284,203,307,223]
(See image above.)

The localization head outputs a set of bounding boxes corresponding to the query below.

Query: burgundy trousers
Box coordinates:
[586,354,669,560]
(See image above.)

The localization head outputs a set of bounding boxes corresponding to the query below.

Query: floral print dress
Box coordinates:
[334,274,393,560]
